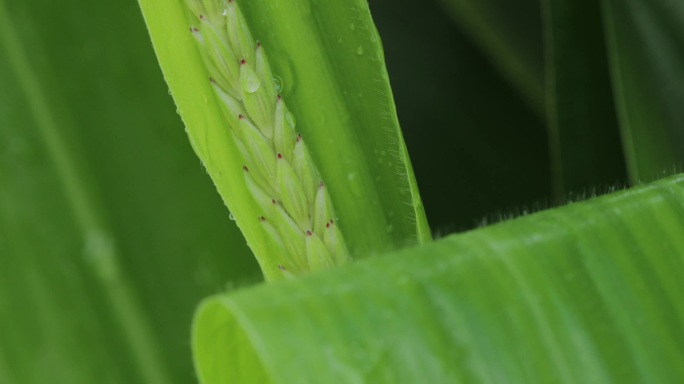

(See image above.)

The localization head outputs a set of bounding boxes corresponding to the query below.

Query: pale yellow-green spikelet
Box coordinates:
[293,136,319,210]
[324,220,350,264]
[186,0,351,277]
[238,115,277,189]
[240,59,274,137]
[201,18,240,92]
[243,166,276,213]
[257,216,291,264]
[276,153,311,231]
[274,97,296,162]
[306,231,335,271]
[211,81,244,128]
[225,1,255,64]
[313,181,334,235]
[271,202,308,270]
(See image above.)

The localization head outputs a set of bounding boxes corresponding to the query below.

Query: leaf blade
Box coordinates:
[194,174,684,383]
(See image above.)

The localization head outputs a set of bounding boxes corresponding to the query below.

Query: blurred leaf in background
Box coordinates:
[0,0,259,382]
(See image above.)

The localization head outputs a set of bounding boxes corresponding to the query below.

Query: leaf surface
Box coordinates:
[0,0,259,382]
[195,174,684,383]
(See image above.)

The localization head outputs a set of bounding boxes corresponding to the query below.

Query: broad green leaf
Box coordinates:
[436,0,545,116]
[194,174,684,383]
[0,0,258,382]
[602,0,684,181]
[541,0,627,198]
[138,0,431,279]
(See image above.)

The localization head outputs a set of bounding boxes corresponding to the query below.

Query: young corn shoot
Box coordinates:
[186,0,351,278]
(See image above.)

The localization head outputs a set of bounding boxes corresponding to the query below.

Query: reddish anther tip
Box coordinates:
[238,114,245,120]
[319,181,325,189]
[296,133,302,143]
[199,14,204,19]
[325,222,330,229]
[276,95,282,101]
[209,77,216,84]
[258,216,266,222]
[271,198,277,205]
[242,165,249,172]
[329,219,334,224]
[277,153,283,159]
[240,59,247,65]
[306,230,313,236]
[257,41,261,48]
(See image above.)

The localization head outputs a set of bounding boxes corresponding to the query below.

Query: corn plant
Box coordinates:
[1,0,683,382]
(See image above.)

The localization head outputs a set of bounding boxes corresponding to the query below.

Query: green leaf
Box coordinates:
[194,174,684,383]
[138,0,431,279]
[541,0,627,198]
[602,0,684,181]
[0,0,259,382]
[436,0,545,116]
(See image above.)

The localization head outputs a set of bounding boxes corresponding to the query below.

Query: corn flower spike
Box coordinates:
[186,0,351,278]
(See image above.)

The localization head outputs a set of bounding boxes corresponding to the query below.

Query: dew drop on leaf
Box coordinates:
[273,75,284,93]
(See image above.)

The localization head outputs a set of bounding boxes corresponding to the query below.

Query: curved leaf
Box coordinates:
[194,174,684,383]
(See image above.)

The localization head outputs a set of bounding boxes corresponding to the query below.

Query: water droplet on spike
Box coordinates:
[273,75,284,93]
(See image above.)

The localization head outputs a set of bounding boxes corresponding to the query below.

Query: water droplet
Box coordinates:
[356,46,364,55]
[229,212,235,220]
[273,75,284,93]
[241,66,261,93]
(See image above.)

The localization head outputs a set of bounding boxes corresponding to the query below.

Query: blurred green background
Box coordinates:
[1,0,683,382]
